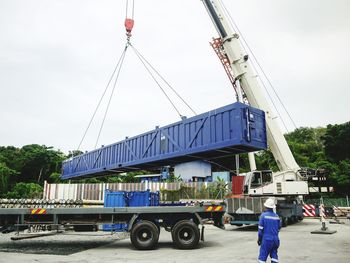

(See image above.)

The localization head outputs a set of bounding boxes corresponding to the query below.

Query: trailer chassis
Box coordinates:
[0,204,225,250]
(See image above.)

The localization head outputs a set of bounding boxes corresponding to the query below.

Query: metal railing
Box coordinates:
[305,197,350,207]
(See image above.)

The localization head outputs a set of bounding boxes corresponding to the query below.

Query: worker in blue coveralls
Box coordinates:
[257,198,281,263]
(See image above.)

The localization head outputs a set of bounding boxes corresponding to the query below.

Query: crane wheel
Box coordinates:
[282,217,288,227]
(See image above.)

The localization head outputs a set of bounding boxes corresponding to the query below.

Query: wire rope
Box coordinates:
[220,0,297,131]
[130,44,184,118]
[76,46,130,151]
[131,45,197,116]
[126,0,135,19]
[94,45,129,149]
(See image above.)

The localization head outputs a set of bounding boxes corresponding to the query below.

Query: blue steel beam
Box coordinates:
[61,102,267,180]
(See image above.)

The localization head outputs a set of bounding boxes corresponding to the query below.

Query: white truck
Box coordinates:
[202,0,310,226]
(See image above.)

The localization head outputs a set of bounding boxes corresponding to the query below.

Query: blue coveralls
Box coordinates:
[258,210,281,263]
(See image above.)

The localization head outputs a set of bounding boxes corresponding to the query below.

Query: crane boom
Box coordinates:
[202,0,301,179]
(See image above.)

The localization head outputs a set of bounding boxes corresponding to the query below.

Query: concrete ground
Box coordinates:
[0,218,349,263]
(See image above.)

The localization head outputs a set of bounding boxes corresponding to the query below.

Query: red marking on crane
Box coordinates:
[210,38,238,94]
[303,204,316,217]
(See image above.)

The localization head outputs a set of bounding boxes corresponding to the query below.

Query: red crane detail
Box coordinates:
[210,38,239,96]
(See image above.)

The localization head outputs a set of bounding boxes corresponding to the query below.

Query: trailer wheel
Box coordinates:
[171,220,200,249]
[130,220,159,250]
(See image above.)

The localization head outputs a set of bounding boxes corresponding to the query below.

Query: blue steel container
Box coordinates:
[104,190,126,207]
[103,190,127,232]
[127,190,160,207]
[61,102,267,179]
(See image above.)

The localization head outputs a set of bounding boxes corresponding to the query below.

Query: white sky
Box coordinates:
[0,0,349,153]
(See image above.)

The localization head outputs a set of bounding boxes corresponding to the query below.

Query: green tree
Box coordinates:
[49,172,63,183]
[0,163,18,197]
[18,144,65,183]
[0,146,22,171]
[323,122,350,162]
[255,150,278,171]
[321,122,350,194]
[285,127,326,168]
[6,182,43,199]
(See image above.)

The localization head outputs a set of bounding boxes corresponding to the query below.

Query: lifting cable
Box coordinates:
[94,45,129,149]
[130,44,197,117]
[125,0,135,41]
[125,0,135,20]
[131,45,197,116]
[77,0,197,151]
[77,45,129,151]
[131,44,183,118]
[220,0,297,131]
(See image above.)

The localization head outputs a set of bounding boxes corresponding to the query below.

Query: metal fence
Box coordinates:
[43,181,229,202]
[304,197,350,207]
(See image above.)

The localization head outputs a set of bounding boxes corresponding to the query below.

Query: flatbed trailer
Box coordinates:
[0,204,225,250]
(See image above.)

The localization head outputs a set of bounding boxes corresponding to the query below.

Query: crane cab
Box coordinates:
[243,170,274,195]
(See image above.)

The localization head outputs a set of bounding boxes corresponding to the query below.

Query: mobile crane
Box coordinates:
[201,0,309,226]
[0,1,307,251]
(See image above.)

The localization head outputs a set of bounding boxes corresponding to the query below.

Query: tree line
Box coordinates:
[0,122,349,198]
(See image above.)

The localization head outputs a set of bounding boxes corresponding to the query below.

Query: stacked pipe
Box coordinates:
[0,199,104,208]
[333,206,350,217]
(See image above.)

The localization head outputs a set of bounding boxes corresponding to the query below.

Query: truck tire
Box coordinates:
[282,217,288,227]
[130,220,159,250]
[171,220,200,249]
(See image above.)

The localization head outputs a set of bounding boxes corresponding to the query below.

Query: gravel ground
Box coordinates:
[0,232,128,255]
[0,219,349,263]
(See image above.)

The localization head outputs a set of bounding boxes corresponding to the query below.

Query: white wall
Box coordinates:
[174,161,211,181]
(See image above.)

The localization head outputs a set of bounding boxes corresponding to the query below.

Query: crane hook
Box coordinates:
[125,18,134,41]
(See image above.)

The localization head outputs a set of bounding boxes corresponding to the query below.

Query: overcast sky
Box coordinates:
[1,0,349,153]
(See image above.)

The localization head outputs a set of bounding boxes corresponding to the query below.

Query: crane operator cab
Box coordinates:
[244,170,273,194]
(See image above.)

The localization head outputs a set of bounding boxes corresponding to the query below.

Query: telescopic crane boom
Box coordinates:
[202,0,308,196]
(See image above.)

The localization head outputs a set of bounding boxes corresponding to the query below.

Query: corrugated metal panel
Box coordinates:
[61,102,266,179]
[104,190,126,207]
[127,191,160,207]
[103,190,126,232]
[43,182,213,201]
[226,197,268,214]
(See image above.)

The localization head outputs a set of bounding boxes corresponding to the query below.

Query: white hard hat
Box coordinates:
[264,198,276,209]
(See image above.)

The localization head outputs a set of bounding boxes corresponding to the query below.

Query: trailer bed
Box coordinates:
[0,204,225,250]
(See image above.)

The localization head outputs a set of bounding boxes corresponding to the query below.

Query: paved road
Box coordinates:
[0,219,349,263]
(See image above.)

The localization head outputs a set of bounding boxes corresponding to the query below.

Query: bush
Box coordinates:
[6,182,43,199]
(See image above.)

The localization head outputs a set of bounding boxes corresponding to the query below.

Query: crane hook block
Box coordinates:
[125,18,134,36]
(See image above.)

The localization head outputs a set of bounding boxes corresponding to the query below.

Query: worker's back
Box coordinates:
[258,210,281,240]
